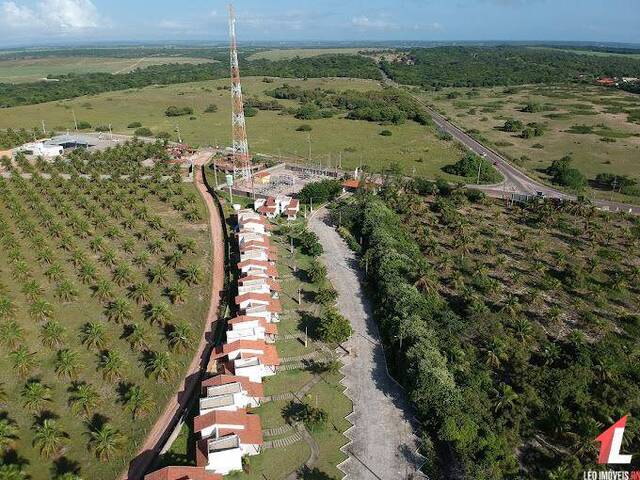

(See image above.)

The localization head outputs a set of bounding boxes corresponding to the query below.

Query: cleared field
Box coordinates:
[527,46,640,59]
[0,56,213,83]
[247,48,370,61]
[418,84,640,202]
[0,76,465,181]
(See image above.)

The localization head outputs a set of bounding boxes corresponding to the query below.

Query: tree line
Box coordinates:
[382,46,640,88]
[0,54,381,108]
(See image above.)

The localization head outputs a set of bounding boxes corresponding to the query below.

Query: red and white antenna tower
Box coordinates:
[228,4,251,180]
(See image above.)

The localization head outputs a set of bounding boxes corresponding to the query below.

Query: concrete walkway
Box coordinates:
[309,209,425,480]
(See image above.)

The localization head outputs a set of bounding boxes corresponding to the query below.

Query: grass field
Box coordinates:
[247,48,370,61]
[0,76,465,181]
[527,46,640,59]
[0,56,213,83]
[0,156,211,479]
[417,83,640,202]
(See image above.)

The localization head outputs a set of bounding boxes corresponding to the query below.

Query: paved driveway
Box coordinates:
[309,209,425,480]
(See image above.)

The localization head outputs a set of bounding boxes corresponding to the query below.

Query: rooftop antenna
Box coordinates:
[228,3,251,183]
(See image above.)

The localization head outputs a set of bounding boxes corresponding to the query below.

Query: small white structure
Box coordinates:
[237,259,278,278]
[228,315,278,344]
[17,142,63,158]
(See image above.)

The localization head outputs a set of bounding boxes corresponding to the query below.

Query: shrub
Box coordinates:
[155,131,171,140]
[76,121,91,130]
[546,156,586,190]
[380,129,393,136]
[298,179,342,205]
[203,104,218,113]
[296,124,312,132]
[243,105,258,117]
[127,122,142,128]
[502,119,523,132]
[165,105,193,117]
[317,307,352,344]
[298,230,323,257]
[442,153,502,184]
[94,125,110,133]
[134,127,153,137]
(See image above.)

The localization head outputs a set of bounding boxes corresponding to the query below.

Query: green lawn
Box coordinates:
[417,83,640,202]
[0,76,464,181]
[0,56,213,83]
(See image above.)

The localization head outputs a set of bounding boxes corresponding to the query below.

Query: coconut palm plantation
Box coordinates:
[0,140,211,480]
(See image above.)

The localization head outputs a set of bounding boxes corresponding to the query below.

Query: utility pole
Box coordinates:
[307,132,311,161]
[476,156,483,185]
[41,120,46,136]
[72,110,78,132]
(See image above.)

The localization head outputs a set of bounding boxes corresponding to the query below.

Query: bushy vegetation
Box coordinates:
[333,185,640,478]
[546,156,587,190]
[298,179,343,205]
[0,127,42,149]
[267,84,431,125]
[165,105,193,117]
[0,54,380,108]
[442,153,503,184]
[382,46,640,87]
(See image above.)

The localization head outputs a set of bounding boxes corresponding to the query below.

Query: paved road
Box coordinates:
[122,153,225,479]
[309,209,425,480]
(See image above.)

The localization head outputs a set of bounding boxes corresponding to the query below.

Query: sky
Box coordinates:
[0,0,639,47]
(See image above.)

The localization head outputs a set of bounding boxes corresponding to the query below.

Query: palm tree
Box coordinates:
[29,299,54,321]
[163,227,178,242]
[148,264,169,285]
[93,279,114,302]
[0,298,16,320]
[181,264,202,286]
[100,249,117,267]
[0,382,6,404]
[501,295,522,318]
[105,298,132,324]
[36,248,54,265]
[79,262,97,285]
[146,302,171,325]
[54,349,82,379]
[148,239,164,254]
[112,263,132,287]
[144,351,172,381]
[43,263,64,283]
[168,322,192,352]
[89,423,124,462]
[81,322,107,350]
[21,380,52,412]
[167,282,187,305]
[177,238,196,254]
[68,382,100,417]
[89,236,105,253]
[98,350,125,382]
[122,385,154,419]
[164,250,184,269]
[11,261,30,282]
[55,280,79,302]
[132,252,150,268]
[513,317,534,344]
[492,383,519,415]
[125,323,149,351]
[0,463,28,480]
[10,345,37,378]
[33,419,66,459]
[0,320,23,348]
[21,280,43,302]
[0,417,18,452]
[40,320,66,349]
[128,282,151,305]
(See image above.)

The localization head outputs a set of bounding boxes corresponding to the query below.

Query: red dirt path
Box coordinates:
[122,157,225,479]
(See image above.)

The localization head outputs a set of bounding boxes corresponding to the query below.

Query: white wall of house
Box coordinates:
[206,448,243,475]
[227,327,265,344]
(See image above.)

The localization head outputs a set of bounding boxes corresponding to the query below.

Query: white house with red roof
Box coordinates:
[284,198,300,220]
[227,315,278,344]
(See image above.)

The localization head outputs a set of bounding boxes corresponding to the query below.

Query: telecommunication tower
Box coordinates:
[228,4,251,180]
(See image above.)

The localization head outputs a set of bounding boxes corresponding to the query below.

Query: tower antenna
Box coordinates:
[228,4,251,181]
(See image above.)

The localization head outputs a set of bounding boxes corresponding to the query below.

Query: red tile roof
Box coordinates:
[254,171,271,179]
[213,340,280,366]
[265,197,276,206]
[228,316,279,336]
[342,179,361,189]
[144,466,222,480]
[194,408,252,433]
[201,373,264,398]
[238,276,281,291]
[219,414,263,445]
[235,292,273,305]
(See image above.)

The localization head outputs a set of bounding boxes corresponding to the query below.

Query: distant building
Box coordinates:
[596,77,617,87]
[16,142,63,158]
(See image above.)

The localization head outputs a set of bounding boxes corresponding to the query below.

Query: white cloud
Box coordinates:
[351,15,397,31]
[1,0,101,32]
